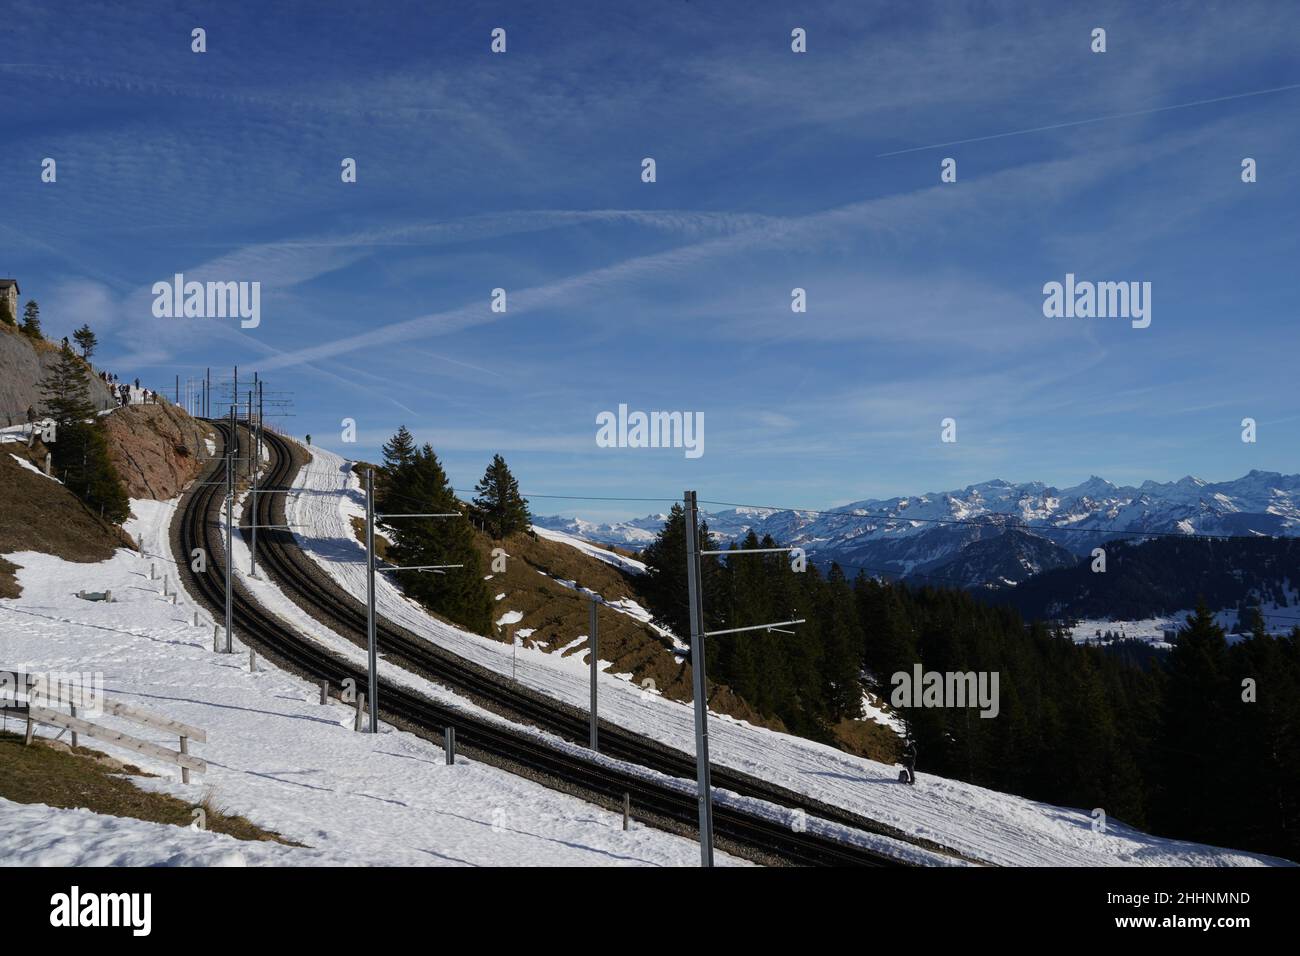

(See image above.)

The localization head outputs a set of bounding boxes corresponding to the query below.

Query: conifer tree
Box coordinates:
[38,344,129,523]
[382,425,417,468]
[386,444,492,635]
[819,563,865,722]
[472,454,531,538]
[1154,603,1231,842]
[20,300,42,339]
[40,343,97,425]
[641,504,721,638]
[72,323,97,360]
[376,425,418,517]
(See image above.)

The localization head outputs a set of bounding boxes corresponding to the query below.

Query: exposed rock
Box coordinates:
[102,403,214,500]
[0,326,116,426]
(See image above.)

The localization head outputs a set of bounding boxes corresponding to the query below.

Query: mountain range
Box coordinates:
[533,471,1300,589]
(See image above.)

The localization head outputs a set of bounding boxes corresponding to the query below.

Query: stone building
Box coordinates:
[0,278,18,323]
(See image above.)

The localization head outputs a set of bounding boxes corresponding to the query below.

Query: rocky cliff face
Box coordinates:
[102,403,214,500]
[0,325,116,426]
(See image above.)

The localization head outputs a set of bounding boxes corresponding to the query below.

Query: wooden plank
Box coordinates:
[27,706,207,774]
[29,680,208,743]
[100,700,208,744]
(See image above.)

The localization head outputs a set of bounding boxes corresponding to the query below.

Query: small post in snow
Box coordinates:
[444,726,456,765]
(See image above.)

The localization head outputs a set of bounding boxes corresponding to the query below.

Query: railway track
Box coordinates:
[175,421,953,865]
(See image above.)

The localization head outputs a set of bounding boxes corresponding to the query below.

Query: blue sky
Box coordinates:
[4,1,1298,520]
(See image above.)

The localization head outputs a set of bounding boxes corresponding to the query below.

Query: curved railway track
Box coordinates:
[175,422,956,865]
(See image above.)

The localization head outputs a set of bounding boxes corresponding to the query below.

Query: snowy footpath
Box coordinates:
[282,444,1292,867]
[0,499,745,867]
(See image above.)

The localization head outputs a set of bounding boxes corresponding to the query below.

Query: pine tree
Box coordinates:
[640,504,722,638]
[72,323,97,360]
[38,344,128,523]
[40,343,97,425]
[376,425,418,517]
[819,563,865,722]
[20,300,42,339]
[382,425,417,468]
[1154,602,1232,843]
[472,454,531,538]
[711,532,766,707]
[386,444,492,635]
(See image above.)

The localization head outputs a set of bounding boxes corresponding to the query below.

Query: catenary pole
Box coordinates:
[365,468,379,733]
[224,404,234,653]
[589,597,599,751]
[684,490,714,866]
[249,393,258,577]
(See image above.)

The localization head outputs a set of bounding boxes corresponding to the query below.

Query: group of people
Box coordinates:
[96,370,156,407]
[114,383,157,407]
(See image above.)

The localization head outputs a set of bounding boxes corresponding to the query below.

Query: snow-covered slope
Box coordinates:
[0,501,744,867]
[287,445,1289,866]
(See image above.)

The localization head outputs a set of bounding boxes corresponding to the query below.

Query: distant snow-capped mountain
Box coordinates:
[530,514,668,548]
[533,470,1300,589]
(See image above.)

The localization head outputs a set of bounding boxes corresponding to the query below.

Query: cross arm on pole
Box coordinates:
[377,564,464,573]
[703,619,807,638]
[701,546,801,556]
[376,513,463,519]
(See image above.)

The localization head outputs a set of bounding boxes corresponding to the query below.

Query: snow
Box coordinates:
[1069,598,1299,646]
[860,689,906,735]
[0,798,331,867]
[283,445,1289,866]
[532,525,647,574]
[9,453,56,481]
[0,499,747,867]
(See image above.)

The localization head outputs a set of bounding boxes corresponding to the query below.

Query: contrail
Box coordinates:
[876,82,1300,157]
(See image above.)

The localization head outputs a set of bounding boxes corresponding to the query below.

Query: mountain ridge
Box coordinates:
[534,470,1300,588]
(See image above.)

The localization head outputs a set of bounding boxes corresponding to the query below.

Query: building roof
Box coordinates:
[0,279,19,292]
